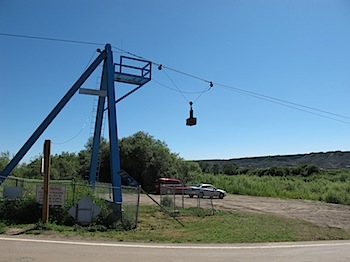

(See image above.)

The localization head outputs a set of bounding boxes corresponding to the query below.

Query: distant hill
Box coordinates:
[197,151,350,170]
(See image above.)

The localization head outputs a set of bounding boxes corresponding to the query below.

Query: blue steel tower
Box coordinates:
[0,44,152,206]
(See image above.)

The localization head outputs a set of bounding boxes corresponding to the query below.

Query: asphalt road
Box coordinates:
[1,236,350,262]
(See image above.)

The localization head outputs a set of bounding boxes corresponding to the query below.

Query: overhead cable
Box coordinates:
[52,110,94,145]
[153,79,212,94]
[2,32,349,125]
[0,32,104,46]
[216,82,350,125]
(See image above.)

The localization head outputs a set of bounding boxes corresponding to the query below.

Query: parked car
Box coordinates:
[187,183,227,199]
[153,177,189,194]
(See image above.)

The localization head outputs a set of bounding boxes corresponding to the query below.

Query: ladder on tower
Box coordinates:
[88,79,106,182]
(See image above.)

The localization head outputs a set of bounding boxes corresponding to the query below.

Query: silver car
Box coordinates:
[188,183,228,199]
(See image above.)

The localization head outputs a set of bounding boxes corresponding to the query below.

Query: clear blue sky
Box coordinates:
[1,0,349,164]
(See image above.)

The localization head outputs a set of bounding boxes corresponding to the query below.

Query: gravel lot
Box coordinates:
[140,194,350,230]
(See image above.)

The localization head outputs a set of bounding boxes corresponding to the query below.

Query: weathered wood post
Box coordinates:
[42,139,51,223]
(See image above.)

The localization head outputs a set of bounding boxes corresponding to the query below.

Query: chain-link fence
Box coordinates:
[159,184,215,216]
[0,175,140,228]
[95,182,141,227]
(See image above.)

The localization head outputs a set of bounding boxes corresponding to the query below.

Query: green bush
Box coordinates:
[160,196,173,207]
[324,190,344,204]
[0,199,41,224]
[0,196,135,230]
[0,221,6,234]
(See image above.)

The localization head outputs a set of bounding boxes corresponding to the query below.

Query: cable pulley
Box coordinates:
[157,64,213,126]
[186,101,197,126]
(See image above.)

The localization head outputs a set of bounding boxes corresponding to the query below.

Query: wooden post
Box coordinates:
[42,140,51,223]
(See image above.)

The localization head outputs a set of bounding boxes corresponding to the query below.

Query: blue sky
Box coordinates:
[1,0,350,164]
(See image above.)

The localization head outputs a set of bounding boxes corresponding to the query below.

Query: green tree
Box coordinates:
[78,137,110,181]
[173,158,202,182]
[0,151,10,172]
[222,162,237,176]
[198,162,210,173]
[304,164,320,176]
[50,152,81,180]
[212,163,221,175]
[119,131,190,191]
[3,132,201,190]
[18,156,42,179]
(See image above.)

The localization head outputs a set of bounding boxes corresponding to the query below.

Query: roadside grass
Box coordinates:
[2,169,350,243]
[13,205,350,243]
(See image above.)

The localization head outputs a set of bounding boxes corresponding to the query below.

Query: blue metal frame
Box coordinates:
[0,49,106,184]
[88,44,123,203]
[115,56,152,80]
[106,57,152,109]
[105,44,122,203]
[1,44,152,206]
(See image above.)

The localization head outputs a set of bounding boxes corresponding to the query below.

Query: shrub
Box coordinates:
[324,190,344,204]
[0,221,6,234]
[0,199,41,224]
[160,196,173,207]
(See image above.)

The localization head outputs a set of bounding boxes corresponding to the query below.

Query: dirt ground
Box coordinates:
[140,194,350,230]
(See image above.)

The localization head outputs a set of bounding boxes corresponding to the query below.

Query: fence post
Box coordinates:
[71,178,76,206]
[135,186,141,228]
[42,140,51,223]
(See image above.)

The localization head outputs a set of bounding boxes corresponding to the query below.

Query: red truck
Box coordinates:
[153,178,189,195]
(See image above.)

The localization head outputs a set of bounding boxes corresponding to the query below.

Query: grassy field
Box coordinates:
[5,205,350,243]
[188,169,350,205]
[1,168,350,243]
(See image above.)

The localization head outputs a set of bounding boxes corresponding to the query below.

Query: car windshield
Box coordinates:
[191,184,201,187]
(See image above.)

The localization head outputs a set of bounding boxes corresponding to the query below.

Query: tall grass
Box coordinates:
[188,169,350,205]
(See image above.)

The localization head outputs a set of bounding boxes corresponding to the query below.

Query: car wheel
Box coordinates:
[198,192,204,198]
[166,188,171,195]
[189,194,194,198]
[219,193,224,199]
